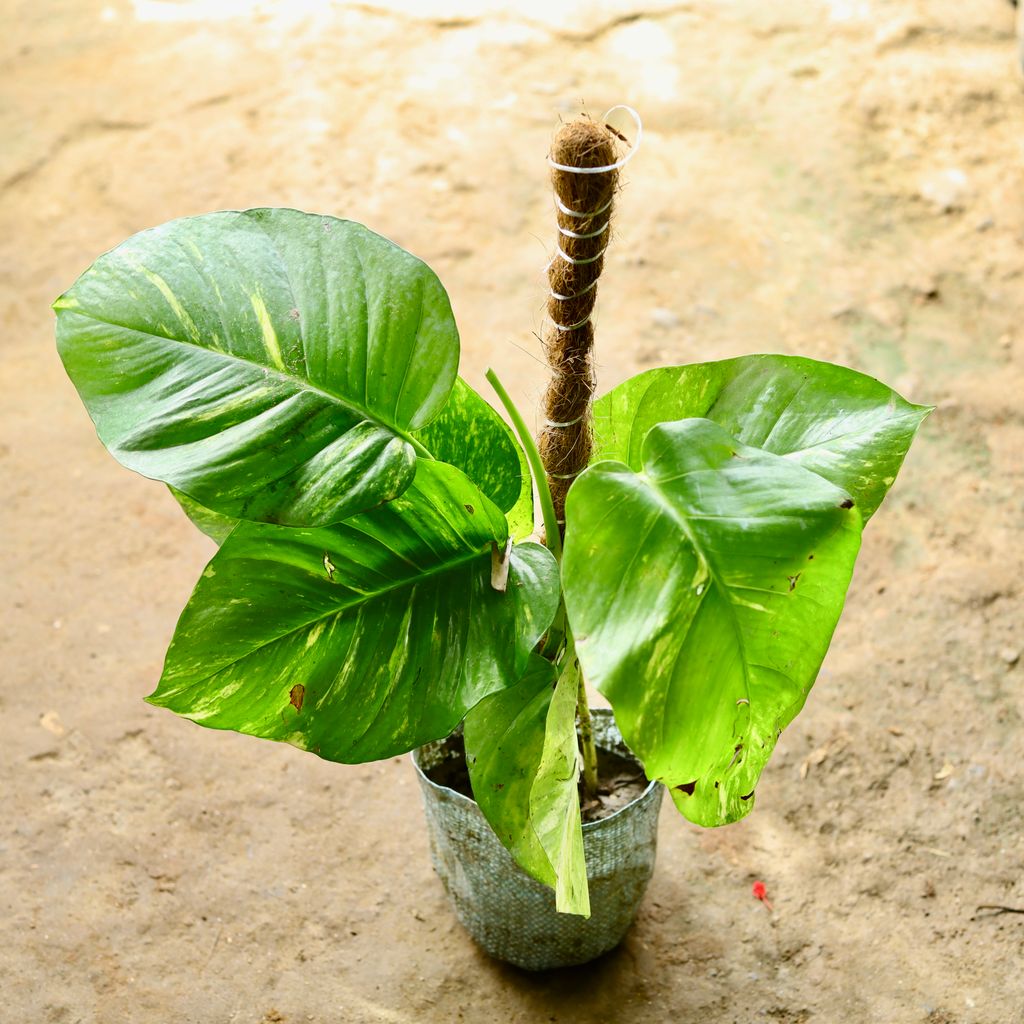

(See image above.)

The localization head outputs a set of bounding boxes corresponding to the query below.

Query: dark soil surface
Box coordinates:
[424,732,650,823]
[3,2,1024,1022]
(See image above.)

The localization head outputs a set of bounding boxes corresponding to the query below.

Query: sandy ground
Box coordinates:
[3,0,1024,1021]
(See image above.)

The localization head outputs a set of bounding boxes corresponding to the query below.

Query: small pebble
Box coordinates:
[650,307,681,330]
[918,168,970,213]
[998,647,1019,666]
[39,711,66,737]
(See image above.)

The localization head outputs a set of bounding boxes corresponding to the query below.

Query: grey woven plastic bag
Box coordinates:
[413,708,663,970]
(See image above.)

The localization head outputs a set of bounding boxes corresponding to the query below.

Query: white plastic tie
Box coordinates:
[549,470,582,480]
[555,193,614,220]
[544,413,584,428]
[555,243,607,266]
[547,105,643,175]
[550,279,599,302]
[557,219,610,240]
[547,314,592,332]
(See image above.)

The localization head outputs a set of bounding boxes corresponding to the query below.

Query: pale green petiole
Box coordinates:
[485,367,599,799]
[485,368,562,564]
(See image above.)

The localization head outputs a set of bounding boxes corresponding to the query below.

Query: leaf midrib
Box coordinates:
[66,307,431,454]
[776,412,924,457]
[166,539,494,688]
[639,469,754,704]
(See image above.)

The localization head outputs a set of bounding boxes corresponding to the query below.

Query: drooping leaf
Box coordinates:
[591,355,930,522]
[563,418,863,827]
[413,377,534,539]
[147,461,560,762]
[166,381,534,548]
[529,659,590,916]
[55,209,459,526]
[169,486,236,545]
[169,377,535,545]
[464,654,591,916]
[464,656,559,888]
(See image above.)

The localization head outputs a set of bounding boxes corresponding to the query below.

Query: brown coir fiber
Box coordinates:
[538,118,621,532]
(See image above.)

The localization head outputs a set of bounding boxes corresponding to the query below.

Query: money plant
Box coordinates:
[56,202,928,918]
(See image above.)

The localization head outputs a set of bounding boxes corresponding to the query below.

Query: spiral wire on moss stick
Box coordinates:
[538,107,641,533]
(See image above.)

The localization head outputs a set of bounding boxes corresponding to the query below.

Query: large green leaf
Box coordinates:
[169,486,236,545]
[169,378,535,546]
[464,655,591,916]
[147,461,560,762]
[55,209,459,526]
[530,658,590,916]
[592,355,930,522]
[464,657,559,887]
[562,419,863,827]
[413,378,534,539]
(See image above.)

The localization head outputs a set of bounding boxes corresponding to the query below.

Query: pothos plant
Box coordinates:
[55,131,928,920]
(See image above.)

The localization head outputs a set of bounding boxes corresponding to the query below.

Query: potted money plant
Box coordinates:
[55,114,929,970]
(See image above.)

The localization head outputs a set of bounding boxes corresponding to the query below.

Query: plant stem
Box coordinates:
[485,368,562,563]
[575,658,600,800]
[486,369,599,797]
[409,434,434,459]
[558,632,599,800]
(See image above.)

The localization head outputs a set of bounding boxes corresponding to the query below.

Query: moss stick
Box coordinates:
[538,117,621,534]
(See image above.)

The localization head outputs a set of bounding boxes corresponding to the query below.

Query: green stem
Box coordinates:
[485,369,562,563]
[409,434,434,459]
[486,369,598,796]
[557,632,599,800]
[541,604,566,659]
[576,665,600,800]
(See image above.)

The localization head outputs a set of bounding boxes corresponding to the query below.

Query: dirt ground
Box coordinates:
[3,0,1023,1021]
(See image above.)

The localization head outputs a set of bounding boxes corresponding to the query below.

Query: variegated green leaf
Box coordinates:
[148,461,560,762]
[464,656,559,888]
[592,355,930,522]
[563,419,863,827]
[55,209,459,526]
[171,377,535,546]
[529,659,590,916]
[169,486,236,545]
[464,654,591,916]
[413,377,533,539]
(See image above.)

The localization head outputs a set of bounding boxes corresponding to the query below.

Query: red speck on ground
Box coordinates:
[752,880,773,910]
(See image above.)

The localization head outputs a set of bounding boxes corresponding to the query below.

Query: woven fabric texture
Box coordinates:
[413,709,663,971]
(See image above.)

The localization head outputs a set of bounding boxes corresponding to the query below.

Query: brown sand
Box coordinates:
[3,1,1023,1021]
